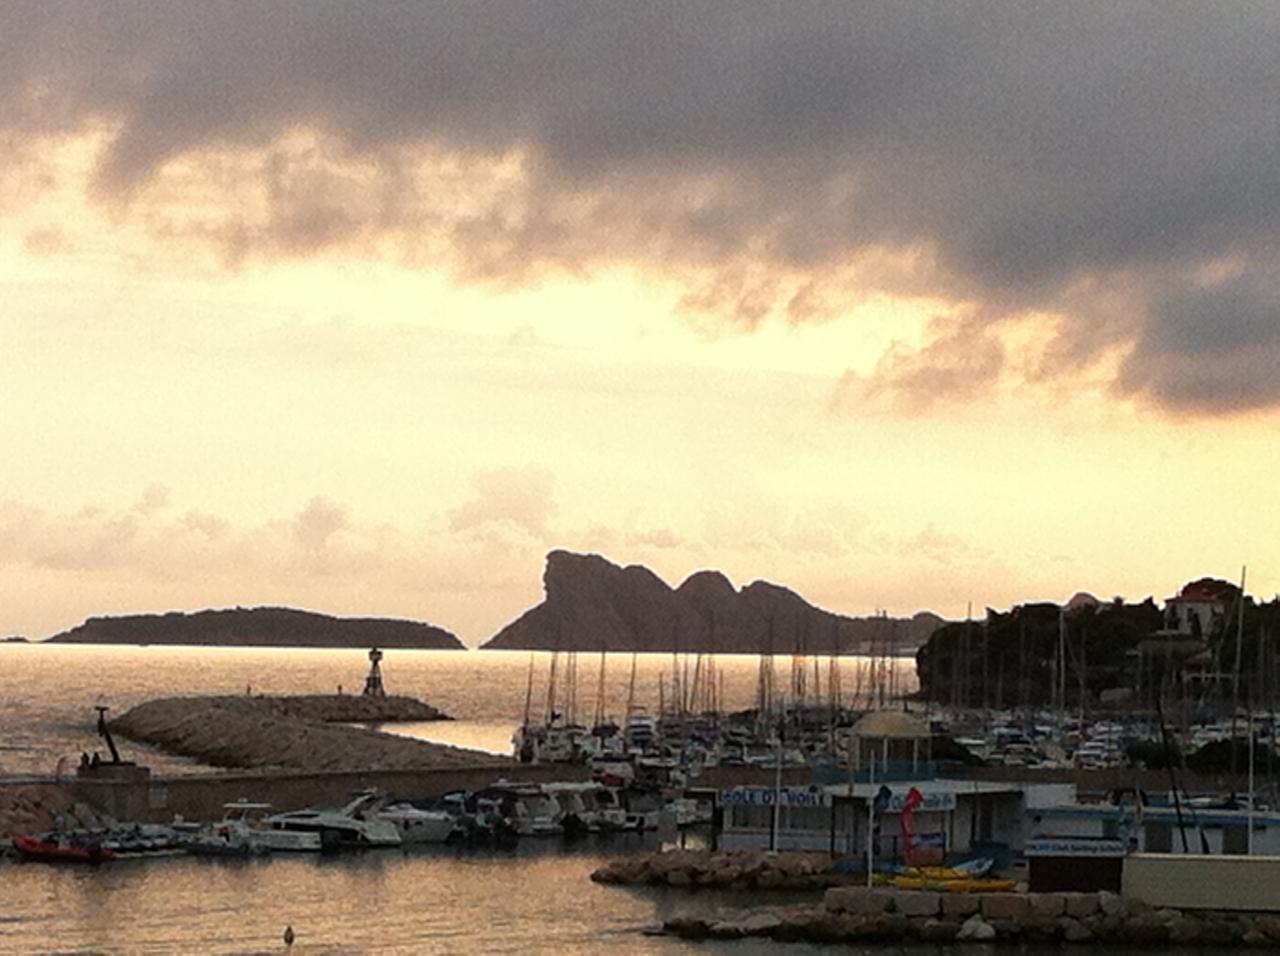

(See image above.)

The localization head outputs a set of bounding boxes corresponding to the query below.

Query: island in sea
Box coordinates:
[42,606,464,649]
[481,549,943,655]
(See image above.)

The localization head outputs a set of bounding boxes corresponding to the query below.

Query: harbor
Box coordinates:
[7,598,1280,952]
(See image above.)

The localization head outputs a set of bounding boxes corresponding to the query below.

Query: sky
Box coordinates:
[2,2,1278,644]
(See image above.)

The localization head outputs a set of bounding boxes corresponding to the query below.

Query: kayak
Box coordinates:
[12,834,115,864]
[876,873,1016,893]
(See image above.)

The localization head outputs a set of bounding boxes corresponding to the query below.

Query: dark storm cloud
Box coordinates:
[1119,274,1280,414]
[3,1,1279,413]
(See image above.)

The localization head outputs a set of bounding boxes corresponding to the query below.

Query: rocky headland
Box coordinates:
[110,694,506,772]
[44,606,464,649]
[483,550,943,654]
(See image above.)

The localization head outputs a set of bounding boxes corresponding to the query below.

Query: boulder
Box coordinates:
[893,891,941,917]
[666,870,692,887]
[663,915,712,939]
[941,893,981,917]
[824,887,894,915]
[1201,916,1248,946]
[738,912,782,935]
[1243,927,1271,947]
[990,919,1025,940]
[957,914,997,941]
[1029,893,1067,918]
[755,870,784,889]
[847,913,911,940]
[1058,916,1094,943]
[772,909,846,943]
[1097,890,1125,917]
[1021,917,1062,942]
[917,918,959,942]
[1096,914,1125,940]
[1062,892,1100,918]
[981,893,1031,921]
[590,863,624,884]
[706,920,746,940]
[1167,915,1203,944]
[1120,913,1168,944]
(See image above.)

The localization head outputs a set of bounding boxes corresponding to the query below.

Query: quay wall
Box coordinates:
[73,763,591,824]
[1123,853,1280,912]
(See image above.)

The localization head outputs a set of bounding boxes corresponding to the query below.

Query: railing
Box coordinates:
[809,759,959,785]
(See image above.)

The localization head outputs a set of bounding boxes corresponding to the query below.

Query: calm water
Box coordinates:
[0,840,799,954]
[0,644,915,954]
[0,645,917,776]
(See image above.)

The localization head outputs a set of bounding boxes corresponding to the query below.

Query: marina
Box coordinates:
[8,606,1280,951]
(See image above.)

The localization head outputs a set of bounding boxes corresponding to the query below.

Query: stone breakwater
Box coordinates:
[659,885,1280,946]
[592,850,852,891]
[111,695,507,773]
[0,783,118,850]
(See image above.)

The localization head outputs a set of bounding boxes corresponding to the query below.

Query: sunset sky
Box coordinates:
[2,3,1278,644]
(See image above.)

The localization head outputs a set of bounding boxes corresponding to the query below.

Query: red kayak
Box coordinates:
[12,834,115,864]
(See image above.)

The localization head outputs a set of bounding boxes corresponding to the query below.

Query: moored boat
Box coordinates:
[12,833,115,864]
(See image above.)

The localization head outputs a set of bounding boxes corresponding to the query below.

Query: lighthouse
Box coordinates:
[362,647,387,697]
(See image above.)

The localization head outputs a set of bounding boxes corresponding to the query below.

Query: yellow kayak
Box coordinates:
[875,874,1016,893]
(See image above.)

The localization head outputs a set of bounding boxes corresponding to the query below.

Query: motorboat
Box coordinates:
[474,781,561,836]
[624,711,658,750]
[264,791,402,849]
[12,833,114,864]
[187,801,322,854]
[376,801,457,845]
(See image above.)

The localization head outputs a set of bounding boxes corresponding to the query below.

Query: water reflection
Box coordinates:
[0,840,790,954]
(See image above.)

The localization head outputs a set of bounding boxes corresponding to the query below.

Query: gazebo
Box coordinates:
[848,709,932,773]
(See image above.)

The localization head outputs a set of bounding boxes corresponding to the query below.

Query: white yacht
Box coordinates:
[264,791,402,849]
[376,801,457,845]
[204,801,323,853]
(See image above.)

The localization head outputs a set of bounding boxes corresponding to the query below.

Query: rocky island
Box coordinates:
[44,606,465,649]
[482,550,943,655]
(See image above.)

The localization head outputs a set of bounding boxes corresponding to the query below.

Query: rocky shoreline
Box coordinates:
[110,694,505,773]
[659,885,1280,946]
[595,851,1280,946]
[592,849,851,891]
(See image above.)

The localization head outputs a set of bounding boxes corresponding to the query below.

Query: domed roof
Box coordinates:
[850,709,930,739]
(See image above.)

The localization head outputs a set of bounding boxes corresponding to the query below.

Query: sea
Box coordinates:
[0,644,919,954]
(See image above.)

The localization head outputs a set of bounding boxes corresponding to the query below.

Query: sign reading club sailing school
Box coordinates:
[882,789,956,812]
[1025,838,1126,858]
[721,787,831,807]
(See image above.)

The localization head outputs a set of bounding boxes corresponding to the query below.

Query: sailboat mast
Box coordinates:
[1234,565,1248,713]
[625,651,638,724]
[522,652,535,727]
[594,647,607,727]
[545,649,560,724]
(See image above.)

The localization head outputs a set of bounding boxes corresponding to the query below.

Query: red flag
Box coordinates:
[900,787,924,853]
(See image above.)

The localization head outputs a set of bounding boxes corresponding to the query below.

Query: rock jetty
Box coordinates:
[111,695,508,773]
[0,783,115,848]
[658,886,1280,946]
[592,850,848,891]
